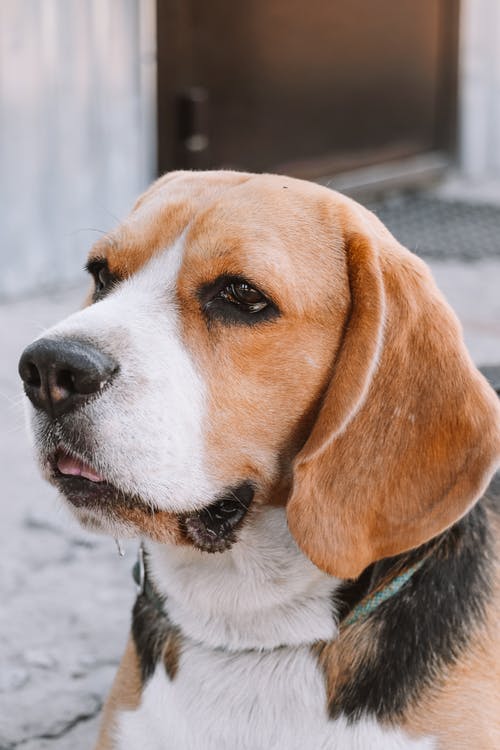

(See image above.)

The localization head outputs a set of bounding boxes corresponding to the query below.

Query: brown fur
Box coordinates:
[77,501,186,547]
[177,180,350,509]
[111,506,185,545]
[287,222,500,578]
[163,627,182,680]
[95,638,142,749]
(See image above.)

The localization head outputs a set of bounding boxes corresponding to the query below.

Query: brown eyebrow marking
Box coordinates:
[86,234,120,270]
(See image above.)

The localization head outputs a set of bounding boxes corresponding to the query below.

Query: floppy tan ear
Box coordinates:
[287,231,500,580]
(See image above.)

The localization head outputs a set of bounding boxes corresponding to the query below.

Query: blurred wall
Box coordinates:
[0,0,156,300]
[460,0,500,178]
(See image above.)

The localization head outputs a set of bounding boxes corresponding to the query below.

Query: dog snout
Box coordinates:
[18,337,118,418]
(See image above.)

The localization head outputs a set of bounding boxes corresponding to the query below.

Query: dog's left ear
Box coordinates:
[287,232,500,580]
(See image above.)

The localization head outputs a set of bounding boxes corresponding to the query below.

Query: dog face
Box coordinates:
[19,171,500,577]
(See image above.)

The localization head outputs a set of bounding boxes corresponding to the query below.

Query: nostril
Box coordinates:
[56,368,76,394]
[25,361,42,388]
[19,337,119,416]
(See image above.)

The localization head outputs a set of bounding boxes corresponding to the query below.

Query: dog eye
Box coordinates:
[199,275,279,326]
[219,282,269,313]
[85,258,118,301]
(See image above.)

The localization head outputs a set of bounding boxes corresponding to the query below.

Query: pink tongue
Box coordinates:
[57,452,103,483]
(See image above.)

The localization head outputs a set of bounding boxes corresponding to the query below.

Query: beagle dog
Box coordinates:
[19,171,500,750]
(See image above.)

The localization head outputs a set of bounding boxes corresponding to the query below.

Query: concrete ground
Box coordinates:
[1,256,500,749]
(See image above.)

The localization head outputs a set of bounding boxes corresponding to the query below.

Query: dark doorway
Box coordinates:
[157,0,459,179]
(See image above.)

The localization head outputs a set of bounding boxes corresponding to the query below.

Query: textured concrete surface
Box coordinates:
[1,255,499,749]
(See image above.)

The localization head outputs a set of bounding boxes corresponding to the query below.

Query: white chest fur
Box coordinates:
[114,508,434,750]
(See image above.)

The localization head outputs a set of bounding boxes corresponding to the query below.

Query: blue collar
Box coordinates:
[342,558,426,628]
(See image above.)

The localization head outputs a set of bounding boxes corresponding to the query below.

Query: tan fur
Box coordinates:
[95,638,142,749]
[404,635,500,748]
[163,626,182,680]
[287,220,500,578]
[77,501,186,546]
[110,506,185,545]
[403,523,500,748]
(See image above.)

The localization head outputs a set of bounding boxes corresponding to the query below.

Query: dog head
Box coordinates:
[19,171,500,577]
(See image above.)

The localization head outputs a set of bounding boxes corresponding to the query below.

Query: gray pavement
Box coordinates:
[1,257,500,749]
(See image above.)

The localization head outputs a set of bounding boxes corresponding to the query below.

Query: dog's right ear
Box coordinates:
[287,231,500,580]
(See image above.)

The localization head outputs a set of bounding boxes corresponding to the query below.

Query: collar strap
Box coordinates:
[132,544,166,614]
[341,558,426,628]
[132,545,428,630]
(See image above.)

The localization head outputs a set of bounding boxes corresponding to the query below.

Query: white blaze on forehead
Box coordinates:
[34,236,217,513]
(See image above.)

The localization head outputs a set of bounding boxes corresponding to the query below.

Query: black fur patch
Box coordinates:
[180,482,255,553]
[131,560,181,684]
[329,476,499,722]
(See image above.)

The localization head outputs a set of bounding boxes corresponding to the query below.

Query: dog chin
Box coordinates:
[66,502,137,537]
[47,451,256,552]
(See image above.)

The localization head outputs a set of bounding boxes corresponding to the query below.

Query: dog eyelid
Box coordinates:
[85,257,119,301]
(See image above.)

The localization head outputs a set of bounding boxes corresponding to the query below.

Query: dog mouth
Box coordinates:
[49,448,254,552]
[180,481,255,553]
[56,450,105,484]
[49,448,130,510]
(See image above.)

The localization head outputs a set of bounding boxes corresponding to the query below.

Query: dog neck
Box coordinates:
[145,505,341,651]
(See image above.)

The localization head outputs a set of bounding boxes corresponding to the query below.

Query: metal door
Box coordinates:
[157,0,459,179]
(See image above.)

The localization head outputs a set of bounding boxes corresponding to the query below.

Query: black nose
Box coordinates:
[19,338,118,417]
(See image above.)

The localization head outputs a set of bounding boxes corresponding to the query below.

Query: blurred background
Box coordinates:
[1,0,500,299]
[1,1,499,748]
